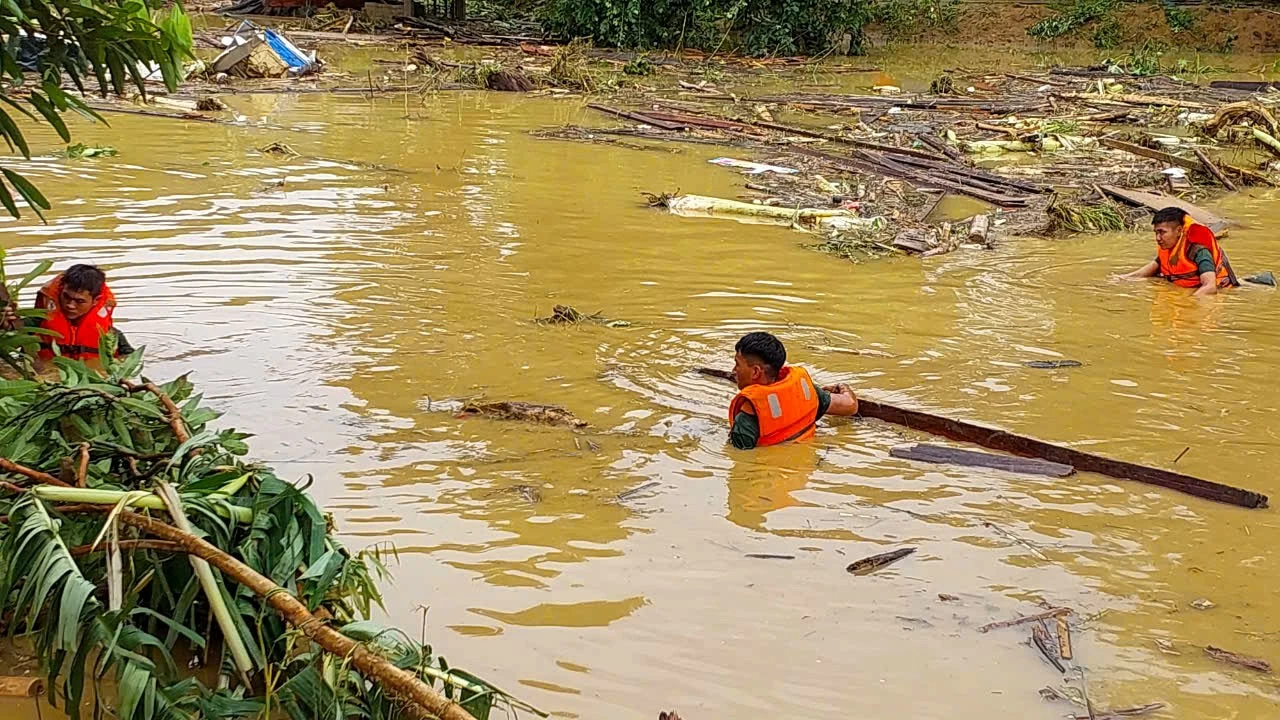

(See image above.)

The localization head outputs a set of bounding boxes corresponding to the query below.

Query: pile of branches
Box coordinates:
[0,264,539,720]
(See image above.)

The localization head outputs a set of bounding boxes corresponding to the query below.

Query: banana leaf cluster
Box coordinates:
[0,336,537,719]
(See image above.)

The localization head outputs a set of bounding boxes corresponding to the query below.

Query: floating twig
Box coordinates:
[616,481,661,501]
[978,607,1072,633]
[1032,622,1066,673]
[745,553,795,560]
[1056,614,1073,660]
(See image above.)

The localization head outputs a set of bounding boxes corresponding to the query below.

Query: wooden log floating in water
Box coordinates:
[858,399,1268,508]
[0,676,44,697]
[694,368,1268,508]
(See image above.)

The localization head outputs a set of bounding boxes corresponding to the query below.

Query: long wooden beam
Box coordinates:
[856,399,1267,509]
[694,368,1267,508]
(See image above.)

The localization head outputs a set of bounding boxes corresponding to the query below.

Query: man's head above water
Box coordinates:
[733,331,786,390]
[1151,206,1190,251]
[59,264,106,321]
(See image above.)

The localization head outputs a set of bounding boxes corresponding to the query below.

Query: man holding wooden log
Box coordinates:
[728,332,859,449]
[1121,207,1238,296]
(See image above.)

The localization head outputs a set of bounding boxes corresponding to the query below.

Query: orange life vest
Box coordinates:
[36,274,117,361]
[1157,218,1236,289]
[728,366,820,447]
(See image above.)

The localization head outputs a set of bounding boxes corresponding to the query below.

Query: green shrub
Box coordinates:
[871,0,959,40]
[542,0,872,56]
[1162,1,1196,33]
[1028,0,1120,41]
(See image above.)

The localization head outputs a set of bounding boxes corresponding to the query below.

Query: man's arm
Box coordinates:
[1121,260,1159,279]
[729,408,760,450]
[1194,270,1218,297]
[822,384,859,417]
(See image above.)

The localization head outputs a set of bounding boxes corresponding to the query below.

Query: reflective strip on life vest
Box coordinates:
[767,393,783,419]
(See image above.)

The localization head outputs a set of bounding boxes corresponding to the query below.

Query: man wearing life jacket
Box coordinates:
[1122,207,1238,297]
[33,264,133,361]
[728,332,859,450]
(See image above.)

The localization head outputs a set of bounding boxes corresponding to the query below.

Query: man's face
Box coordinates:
[733,351,766,390]
[59,287,96,321]
[1153,221,1183,251]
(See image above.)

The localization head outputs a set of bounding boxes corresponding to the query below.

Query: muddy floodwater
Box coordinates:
[2,50,1279,720]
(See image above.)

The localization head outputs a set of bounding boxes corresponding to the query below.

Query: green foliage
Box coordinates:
[622,54,656,76]
[1162,0,1196,33]
[1091,14,1122,49]
[1028,0,1120,41]
[0,0,194,220]
[543,0,871,56]
[1106,39,1166,74]
[0,253,539,720]
[870,0,959,40]
[60,143,120,159]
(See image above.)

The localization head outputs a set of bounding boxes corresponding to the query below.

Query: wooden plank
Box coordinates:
[1099,184,1230,236]
[1209,80,1279,92]
[890,443,1075,478]
[857,399,1267,508]
[694,367,1268,509]
[586,104,687,132]
[1193,147,1239,192]
[1099,137,1202,172]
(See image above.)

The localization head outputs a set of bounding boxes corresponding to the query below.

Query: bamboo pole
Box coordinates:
[1192,148,1238,192]
[107,510,477,720]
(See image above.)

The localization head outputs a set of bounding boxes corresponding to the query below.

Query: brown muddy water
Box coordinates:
[2,51,1280,720]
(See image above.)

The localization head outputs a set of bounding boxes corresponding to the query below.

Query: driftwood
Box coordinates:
[1032,623,1066,673]
[1098,185,1231,236]
[891,443,1074,478]
[858,398,1267,508]
[587,103,686,131]
[1192,148,1239,192]
[1099,138,1272,188]
[1024,360,1082,369]
[1204,646,1272,673]
[846,547,915,576]
[1056,614,1073,660]
[695,368,1268,508]
[978,607,1072,633]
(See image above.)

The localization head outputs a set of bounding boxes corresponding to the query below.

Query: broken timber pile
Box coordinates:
[537,64,1280,261]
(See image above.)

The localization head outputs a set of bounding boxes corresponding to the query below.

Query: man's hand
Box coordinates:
[0,303,19,331]
[823,383,859,417]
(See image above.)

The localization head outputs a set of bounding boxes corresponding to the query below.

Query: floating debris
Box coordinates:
[259,141,299,156]
[1024,359,1084,369]
[59,143,118,159]
[745,553,795,560]
[1205,646,1272,673]
[1189,597,1216,610]
[458,401,589,428]
[1032,622,1066,673]
[845,547,915,576]
[978,607,1073,633]
[891,443,1075,478]
[536,304,630,328]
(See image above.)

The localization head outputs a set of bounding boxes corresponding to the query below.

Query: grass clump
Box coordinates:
[1049,198,1129,234]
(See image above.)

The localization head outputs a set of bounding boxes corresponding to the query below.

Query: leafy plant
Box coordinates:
[622,54,656,76]
[1162,0,1196,33]
[0,0,194,221]
[1091,14,1122,49]
[1028,0,1119,41]
[870,0,960,40]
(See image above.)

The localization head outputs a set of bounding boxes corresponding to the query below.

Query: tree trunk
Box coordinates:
[111,510,476,720]
[450,0,465,20]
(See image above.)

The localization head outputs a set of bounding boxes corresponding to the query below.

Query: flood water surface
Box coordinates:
[2,81,1279,720]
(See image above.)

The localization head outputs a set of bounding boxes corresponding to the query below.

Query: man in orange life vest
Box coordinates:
[0,264,133,361]
[728,332,860,450]
[1122,207,1238,297]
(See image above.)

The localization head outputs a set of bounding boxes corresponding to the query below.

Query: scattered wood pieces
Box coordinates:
[1205,646,1272,673]
[1032,622,1066,673]
[938,593,960,602]
[846,547,915,576]
[891,443,1075,478]
[978,607,1072,633]
[587,103,686,131]
[1056,614,1073,660]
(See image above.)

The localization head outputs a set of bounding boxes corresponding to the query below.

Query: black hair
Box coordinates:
[735,331,786,378]
[1152,207,1188,226]
[62,264,106,298]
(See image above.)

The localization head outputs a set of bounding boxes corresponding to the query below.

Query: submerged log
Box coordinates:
[0,676,43,697]
[890,443,1074,478]
[1205,646,1273,673]
[858,399,1267,508]
[586,103,686,131]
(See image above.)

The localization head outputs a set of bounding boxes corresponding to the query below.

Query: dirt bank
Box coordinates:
[876,1,1280,53]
